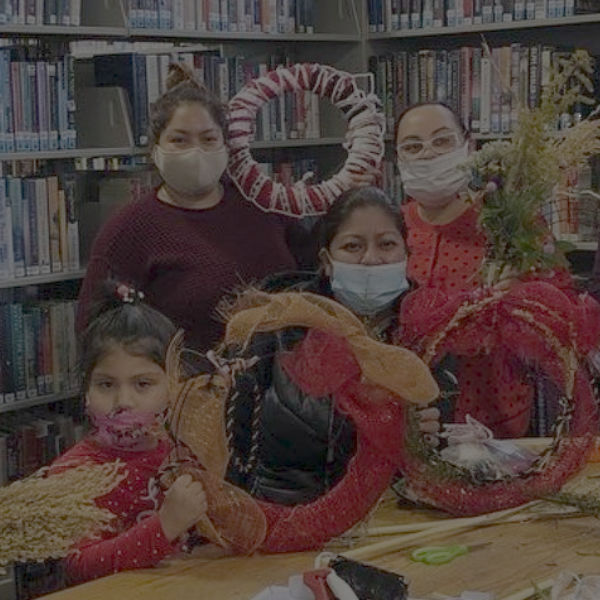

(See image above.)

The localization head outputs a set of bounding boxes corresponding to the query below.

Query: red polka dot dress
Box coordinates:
[49,437,179,583]
[401,200,534,437]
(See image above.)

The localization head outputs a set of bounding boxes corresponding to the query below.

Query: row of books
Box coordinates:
[92,51,321,147]
[0,175,80,281]
[370,44,583,136]
[0,44,76,154]
[0,299,79,405]
[0,406,84,483]
[367,0,585,30]
[0,0,81,26]
[127,0,315,33]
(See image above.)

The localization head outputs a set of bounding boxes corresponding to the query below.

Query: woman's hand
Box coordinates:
[417,406,441,447]
[159,474,207,542]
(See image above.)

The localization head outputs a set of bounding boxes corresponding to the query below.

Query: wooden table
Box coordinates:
[42,466,600,600]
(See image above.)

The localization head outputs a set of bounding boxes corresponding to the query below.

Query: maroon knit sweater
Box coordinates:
[78,181,297,351]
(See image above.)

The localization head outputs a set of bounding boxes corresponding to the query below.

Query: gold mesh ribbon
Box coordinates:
[166,335,267,554]
[225,291,439,406]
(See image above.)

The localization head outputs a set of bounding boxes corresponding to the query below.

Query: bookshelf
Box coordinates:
[0,390,80,415]
[0,3,599,597]
[367,0,600,248]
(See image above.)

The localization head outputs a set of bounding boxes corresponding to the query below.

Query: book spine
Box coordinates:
[36,61,49,151]
[0,177,13,280]
[8,178,25,278]
[22,311,37,398]
[36,178,51,274]
[480,52,491,134]
[9,303,26,401]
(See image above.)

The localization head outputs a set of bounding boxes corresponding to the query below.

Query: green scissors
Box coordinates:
[410,542,490,565]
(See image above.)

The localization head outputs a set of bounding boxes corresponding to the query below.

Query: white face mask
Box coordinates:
[330,259,410,316]
[398,142,470,207]
[153,145,228,196]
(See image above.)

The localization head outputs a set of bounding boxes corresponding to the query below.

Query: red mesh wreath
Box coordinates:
[397,281,600,515]
[257,329,405,552]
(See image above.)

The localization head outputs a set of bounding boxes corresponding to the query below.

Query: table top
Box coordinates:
[42,464,600,600]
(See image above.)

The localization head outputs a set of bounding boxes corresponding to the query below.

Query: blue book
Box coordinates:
[159,0,172,28]
[22,179,40,277]
[0,177,13,279]
[0,305,15,402]
[8,303,26,401]
[7,178,25,278]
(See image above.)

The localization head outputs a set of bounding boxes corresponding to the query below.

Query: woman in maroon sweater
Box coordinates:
[78,64,301,351]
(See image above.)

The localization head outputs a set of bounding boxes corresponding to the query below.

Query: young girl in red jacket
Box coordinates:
[49,282,207,583]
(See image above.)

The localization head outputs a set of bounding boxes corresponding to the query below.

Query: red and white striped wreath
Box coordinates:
[227,63,385,217]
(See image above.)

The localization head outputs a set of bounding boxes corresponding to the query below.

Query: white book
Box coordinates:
[146,54,161,105]
[183,0,196,28]
[70,0,81,25]
[17,0,25,23]
[422,0,433,26]
[35,61,49,152]
[195,0,206,28]
[235,0,244,29]
[35,0,43,23]
[209,0,219,29]
[220,0,227,29]
[455,0,464,23]
[158,53,170,95]
[480,55,491,134]
[173,0,185,28]
[35,178,51,275]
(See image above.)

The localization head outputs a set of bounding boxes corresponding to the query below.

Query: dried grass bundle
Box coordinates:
[0,461,125,566]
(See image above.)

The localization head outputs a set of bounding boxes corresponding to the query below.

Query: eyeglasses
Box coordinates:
[397,131,462,160]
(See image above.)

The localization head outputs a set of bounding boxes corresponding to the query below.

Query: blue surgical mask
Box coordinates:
[330,259,410,316]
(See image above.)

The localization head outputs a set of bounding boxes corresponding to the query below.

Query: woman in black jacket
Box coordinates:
[222,187,440,552]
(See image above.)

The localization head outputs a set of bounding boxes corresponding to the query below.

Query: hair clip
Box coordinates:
[116,283,145,304]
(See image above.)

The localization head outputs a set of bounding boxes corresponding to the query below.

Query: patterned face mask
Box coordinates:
[89,409,161,451]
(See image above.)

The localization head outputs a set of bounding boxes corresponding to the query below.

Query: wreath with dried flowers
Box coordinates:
[393,50,600,515]
[227,62,385,217]
[396,282,599,515]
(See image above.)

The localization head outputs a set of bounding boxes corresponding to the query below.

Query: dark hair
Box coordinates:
[394,102,468,146]
[80,281,177,390]
[149,63,228,148]
[317,186,405,250]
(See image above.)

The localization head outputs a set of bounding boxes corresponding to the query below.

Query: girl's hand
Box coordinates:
[417,406,441,447]
[159,474,207,542]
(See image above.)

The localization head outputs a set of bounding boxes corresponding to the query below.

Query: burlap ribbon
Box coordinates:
[225,291,439,406]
